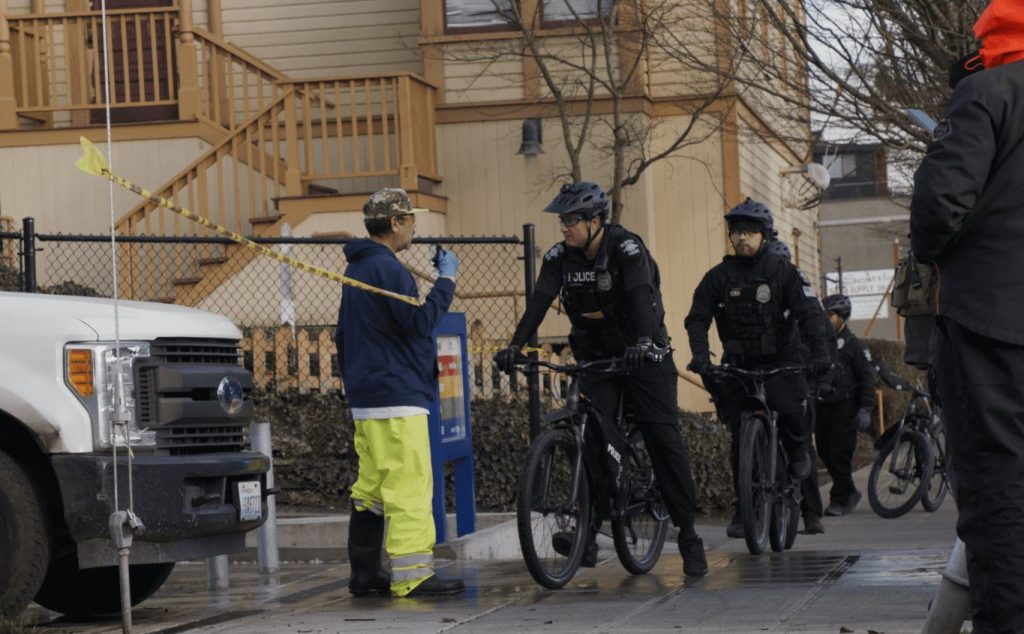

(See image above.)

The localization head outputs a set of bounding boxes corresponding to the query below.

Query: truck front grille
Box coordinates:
[137,338,253,456]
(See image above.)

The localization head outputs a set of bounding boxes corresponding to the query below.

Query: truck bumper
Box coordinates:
[51,451,270,568]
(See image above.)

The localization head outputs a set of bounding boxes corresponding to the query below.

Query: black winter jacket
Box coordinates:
[911,60,1024,344]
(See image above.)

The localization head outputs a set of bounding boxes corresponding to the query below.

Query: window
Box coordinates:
[446,0,515,31]
[825,153,857,180]
[543,0,614,24]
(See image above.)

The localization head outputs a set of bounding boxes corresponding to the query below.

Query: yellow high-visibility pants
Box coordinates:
[350,414,436,597]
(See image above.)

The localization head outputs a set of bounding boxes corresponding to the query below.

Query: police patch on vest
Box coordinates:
[864,349,872,362]
[620,239,641,257]
[544,243,565,262]
[756,284,771,304]
[837,337,846,350]
[729,288,742,298]
[597,270,612,291]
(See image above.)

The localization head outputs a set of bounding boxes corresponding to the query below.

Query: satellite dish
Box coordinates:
[805,163,831,189]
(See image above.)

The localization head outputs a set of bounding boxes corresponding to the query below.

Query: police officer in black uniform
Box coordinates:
[816,294,875,517]
[685,199,831,538]
[494,181,707,578]
[766,238,828,535]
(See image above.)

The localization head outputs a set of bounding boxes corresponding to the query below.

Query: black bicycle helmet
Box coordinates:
[766,238,791,261]
[543,182,609,219]
[823,294,853,320]
[724,197,774,233]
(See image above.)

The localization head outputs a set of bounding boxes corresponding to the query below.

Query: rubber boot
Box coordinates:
[347,503,390,596]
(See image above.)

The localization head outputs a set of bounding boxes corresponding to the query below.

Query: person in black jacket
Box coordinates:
[910,3,1024,630]
[816,294,875,517]
[494,182,707,578]
[686,200,831,538]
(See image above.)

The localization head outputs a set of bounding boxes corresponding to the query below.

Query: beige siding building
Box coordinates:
[0,0,821,411]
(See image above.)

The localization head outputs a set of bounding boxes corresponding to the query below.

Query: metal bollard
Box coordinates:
[206,554,230,591]
[251,420,280,574]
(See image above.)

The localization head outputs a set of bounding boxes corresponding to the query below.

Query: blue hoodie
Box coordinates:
[335,239,455,410]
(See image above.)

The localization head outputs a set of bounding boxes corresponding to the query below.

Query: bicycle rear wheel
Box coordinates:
[921,424,949,512]
[738,416,771,555]
[517,428,591,589]
[612,437,669,575]
[867,430,933,519]
[784,496,800,550]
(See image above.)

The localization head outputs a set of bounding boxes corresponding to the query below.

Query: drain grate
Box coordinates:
[702,552,858,590]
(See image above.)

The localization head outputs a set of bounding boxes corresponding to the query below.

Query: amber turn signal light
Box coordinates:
[67,349,94,397]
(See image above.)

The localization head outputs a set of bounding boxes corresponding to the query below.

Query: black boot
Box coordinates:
[802,513,825,535]
[347,503,390,596]
[406,573,465,597]
[726,507,744,538]
[678,534,708,577]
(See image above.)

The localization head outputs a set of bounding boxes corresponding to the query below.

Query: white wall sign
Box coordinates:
[825,268,894,321]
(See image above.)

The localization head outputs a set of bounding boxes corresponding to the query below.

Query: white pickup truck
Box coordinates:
[0,292,268,618]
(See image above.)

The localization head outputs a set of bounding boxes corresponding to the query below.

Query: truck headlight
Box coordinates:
[65,342,155,449]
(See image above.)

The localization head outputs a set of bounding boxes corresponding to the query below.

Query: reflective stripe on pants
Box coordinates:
[350,414,436,597]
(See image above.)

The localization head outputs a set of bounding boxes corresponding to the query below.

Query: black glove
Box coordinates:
[493,345,521,374]
[810,357,833,376]
[624,337,668,370]
[855,407,873,432]
[687,356,712,375]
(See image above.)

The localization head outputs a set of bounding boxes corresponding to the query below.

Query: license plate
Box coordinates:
[237,481,262,522]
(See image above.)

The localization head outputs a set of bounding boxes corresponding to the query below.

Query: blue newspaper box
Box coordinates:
[429,312,476,543]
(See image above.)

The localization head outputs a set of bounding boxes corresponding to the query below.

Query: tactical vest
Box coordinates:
[560,241,627,357]
[720,277,783,359]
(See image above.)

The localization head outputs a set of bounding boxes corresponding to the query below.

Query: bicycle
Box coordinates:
[867,362,948,518]
[512,356,670,589]
[703,365,806,555]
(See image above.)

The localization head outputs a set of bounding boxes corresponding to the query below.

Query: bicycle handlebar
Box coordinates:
[512,355,624,375]
[703,364,806,379]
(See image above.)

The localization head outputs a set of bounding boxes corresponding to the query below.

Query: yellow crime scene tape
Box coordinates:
[74,137,422,306]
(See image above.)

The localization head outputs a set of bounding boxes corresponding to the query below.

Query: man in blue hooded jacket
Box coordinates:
[335,188,464,598]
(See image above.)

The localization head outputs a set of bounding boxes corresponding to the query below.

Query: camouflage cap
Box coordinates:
[362,188,427,219]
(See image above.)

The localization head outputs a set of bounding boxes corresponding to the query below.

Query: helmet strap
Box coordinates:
[583,219,604,254]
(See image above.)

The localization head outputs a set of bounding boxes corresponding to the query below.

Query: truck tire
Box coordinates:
[34,556,175,617]
[0,451,50,619]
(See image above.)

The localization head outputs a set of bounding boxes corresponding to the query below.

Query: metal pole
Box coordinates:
[206,555,229,591]
[21,216,36,292]
[836,256,844,295]
[251,420,279,574]
[523,223,541,441]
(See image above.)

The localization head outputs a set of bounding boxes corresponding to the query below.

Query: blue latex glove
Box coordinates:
[437,248,460,278]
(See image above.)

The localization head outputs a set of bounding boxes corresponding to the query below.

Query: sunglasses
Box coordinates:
[558,213,588,227]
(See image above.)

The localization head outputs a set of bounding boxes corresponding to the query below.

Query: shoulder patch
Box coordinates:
[863,349,872,362]
[803,285,817,298]
[619,238,642,258]
[932,119,953,142]
[796,268,812,286]
[544,242,565,262]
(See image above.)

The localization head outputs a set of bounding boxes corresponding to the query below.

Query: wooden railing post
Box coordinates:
[283,90,303,196]
[0,0,19,129]
[207,0,223,37]
[177,0,200,120]
[66,0,90,126]
[397,75,419,191]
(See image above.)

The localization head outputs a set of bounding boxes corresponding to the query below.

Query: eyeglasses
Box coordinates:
[395,213,416,226]
[558,213,588,227]
[728,228,759,239]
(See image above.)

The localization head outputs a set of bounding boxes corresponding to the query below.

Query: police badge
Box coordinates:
[597,271,612,291]
[756,284,771,304]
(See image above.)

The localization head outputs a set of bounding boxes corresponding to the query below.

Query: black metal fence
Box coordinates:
[1,218,554,431]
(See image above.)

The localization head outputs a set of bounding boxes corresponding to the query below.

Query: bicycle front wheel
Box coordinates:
[769,447,793,553]
[612,437,669,575]
[867,430,933,519]
[738,416,771,554]
[517,428,591,589]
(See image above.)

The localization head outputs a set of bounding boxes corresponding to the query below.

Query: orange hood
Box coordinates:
[975,0,1024,69]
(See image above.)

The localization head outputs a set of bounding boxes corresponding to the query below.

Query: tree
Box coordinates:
[432,1,742,223]
[735,1,985,159]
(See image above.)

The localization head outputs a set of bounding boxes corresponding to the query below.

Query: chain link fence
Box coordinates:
[0,219,577,407]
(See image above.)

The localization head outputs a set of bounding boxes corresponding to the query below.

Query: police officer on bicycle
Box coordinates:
[685,199,831,539]
[494,181,708,578]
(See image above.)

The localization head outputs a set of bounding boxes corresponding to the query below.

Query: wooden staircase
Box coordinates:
[109,29,439,305]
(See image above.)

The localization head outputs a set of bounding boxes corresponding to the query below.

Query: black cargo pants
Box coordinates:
[815,397,858,506]
[934,317,1024,634]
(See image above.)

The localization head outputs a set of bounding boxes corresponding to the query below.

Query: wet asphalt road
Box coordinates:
[23,469,958,634]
